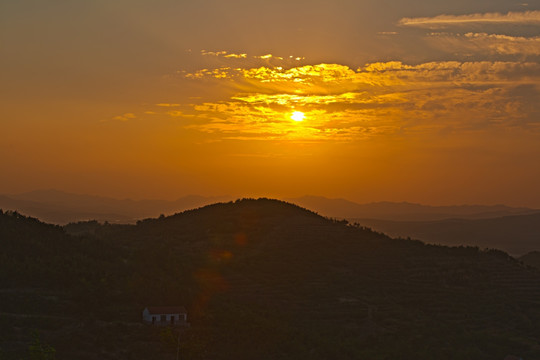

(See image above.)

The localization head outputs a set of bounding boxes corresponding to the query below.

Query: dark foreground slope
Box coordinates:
[2,200,540,360]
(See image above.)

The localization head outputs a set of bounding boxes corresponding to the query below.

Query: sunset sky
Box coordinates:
[2,1,540,206]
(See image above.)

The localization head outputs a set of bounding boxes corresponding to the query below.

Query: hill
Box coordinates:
[288,195,538,221]
[355,213,540,256]
[2,200,540,359]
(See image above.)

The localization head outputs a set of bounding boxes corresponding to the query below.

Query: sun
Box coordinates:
[291,111,305,122]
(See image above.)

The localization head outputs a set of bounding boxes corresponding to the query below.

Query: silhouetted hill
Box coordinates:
[0,209,125,292]
[2,200,540,359]
[356,213,540,256]
[289,195,538,221]
[519,251,540,269]
[0,189,232,224]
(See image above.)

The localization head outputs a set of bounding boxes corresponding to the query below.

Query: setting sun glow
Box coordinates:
[3,1,540,212]
[291,111,305,122]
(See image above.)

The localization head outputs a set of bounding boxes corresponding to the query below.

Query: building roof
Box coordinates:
[145,306,187,315]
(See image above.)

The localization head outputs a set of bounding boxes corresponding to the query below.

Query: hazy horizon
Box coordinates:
[3,187,539,209]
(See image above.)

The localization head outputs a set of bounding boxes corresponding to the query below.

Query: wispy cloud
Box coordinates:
[399,10,540,28]
[429,32,540,56]
[201,50,247,58]
[186,61,540,88]
[199,50,303,62]
[111,113,136,122]
[156,103,181,107]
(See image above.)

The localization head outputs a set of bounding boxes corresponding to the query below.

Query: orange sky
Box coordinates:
[1,1,540,206]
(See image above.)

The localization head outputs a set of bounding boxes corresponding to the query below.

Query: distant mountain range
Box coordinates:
[2,191,537,225]
[2,190,539,255]
[0,189,233,224]
[287,196,540,255]
[355,214,540,256]
[288,195,539,221]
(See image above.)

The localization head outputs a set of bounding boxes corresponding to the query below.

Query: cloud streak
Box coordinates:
[111,113,136,122]
[429,33,540,56]
[399,10,540,28]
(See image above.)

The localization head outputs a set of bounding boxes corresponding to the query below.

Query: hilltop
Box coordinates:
[2,199,540,359]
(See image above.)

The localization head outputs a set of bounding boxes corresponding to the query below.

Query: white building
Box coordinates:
[142,306,187,326]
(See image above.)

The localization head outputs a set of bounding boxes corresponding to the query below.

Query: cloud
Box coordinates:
[156,103,181,107]
[201,50,228,56]
[187,61,540,87]
[254,54,275,59]
[399,10,540,28]
[112,113,136,121]
[177,60,540,141]
[200,50,301,61]
[428,32,540,56]
[201,50,248,58]
[167,110,185,117]
[224,53,247,58]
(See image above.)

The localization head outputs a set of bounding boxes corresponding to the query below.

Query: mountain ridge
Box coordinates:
[354,212,540,256]
[0,189,233,224]
[288,195,539,221]
[2,190,538,225]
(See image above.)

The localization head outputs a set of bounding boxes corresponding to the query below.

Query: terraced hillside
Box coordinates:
[2,200,540,359]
